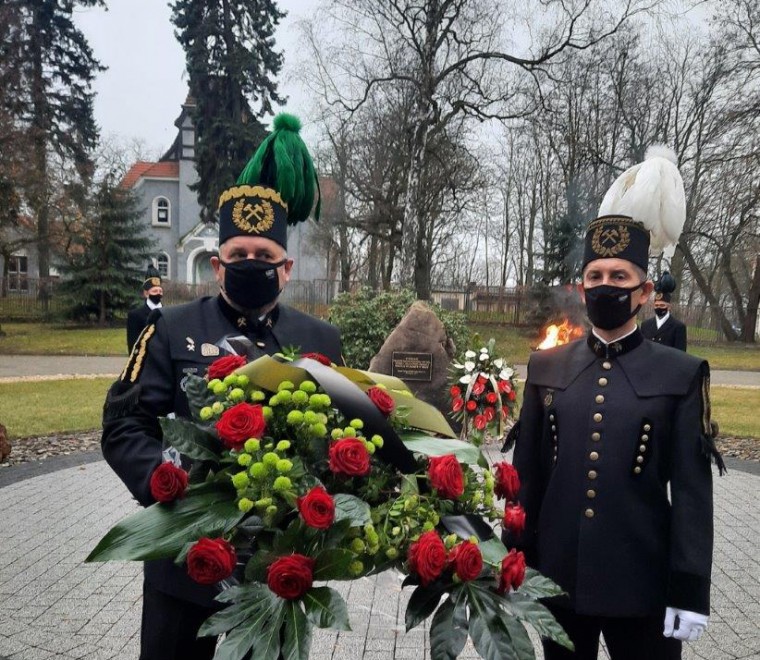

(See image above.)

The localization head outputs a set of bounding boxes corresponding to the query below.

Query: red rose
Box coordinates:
[498,379,512,394]
[207,355,247,380]
[302,352,332,366]
[503,504,526,536]
[452,397,464,412]
[450,385,461,398]
[473,414,487,430]
[493,461,521,501]
[471,381,485,396]
[485,391,499,404]
[367,386,395,416]
[149,462,188,503]
[187,537,237,585]
[508,390,517,401]
[498,549,526,593]
[477,375,487,384]
[465,400,477,412]
[427,454,465,499]
[297,486,335,529]
[215,403,267,450]
[328,438,371,477]
[267,554,315,600]
[484,406,496,422]
[407,531,447,586]
[448,541,483,581]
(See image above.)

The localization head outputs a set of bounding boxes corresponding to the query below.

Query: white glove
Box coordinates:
[663,607,709,642]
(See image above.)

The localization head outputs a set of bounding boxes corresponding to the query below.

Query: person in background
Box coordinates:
[641,271,687,351]
[126,264,163,352]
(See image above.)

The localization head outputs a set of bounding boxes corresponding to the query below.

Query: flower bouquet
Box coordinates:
[449,338,519,446]
[88,351,571,659]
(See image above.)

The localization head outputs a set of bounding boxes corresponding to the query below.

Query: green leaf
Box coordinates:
[466,583,519,660]
[478,537,509,568]
[400,432,484,465]
[312,548,355,580]
[504,594,574,651]
[333,493,371,525]
[244,550,279,582]
[273,519,309,554]
[159,416,221,462]
[185,374,216,421]
[282,601,312,660]
[303,586,351,631]
[405,582,448,632]
[429,589,469,660]
[501,616,535,659]
[517,569,566,600]
[87,482,243,562]
[400,473,420,496]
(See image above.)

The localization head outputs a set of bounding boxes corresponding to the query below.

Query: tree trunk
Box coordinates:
[742,254,760,343]
[31,9,50,281]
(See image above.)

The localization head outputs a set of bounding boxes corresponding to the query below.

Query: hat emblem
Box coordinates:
[592,225,630,257]
[232,198,275,234]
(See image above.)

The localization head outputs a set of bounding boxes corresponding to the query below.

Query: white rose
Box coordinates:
[465,350,477,358]
[493,358,504,369]
[464,361,476,372]
[500,368,514,380]
[459,374,472,384]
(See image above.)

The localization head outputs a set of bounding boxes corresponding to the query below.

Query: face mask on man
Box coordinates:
[583,283,644,331]
[220,258,286,311]
[655,307,668,318]
[148,294,162,305]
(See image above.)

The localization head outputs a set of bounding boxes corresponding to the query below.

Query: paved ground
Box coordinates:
[0,446,757,660]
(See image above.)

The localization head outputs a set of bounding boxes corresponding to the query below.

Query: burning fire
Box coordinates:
[537,319,585,350]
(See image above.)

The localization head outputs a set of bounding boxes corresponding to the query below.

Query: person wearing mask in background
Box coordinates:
[641,271,687,351]
[126,264,163,353]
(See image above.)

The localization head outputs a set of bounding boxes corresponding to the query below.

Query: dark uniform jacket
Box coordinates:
[641,315,687,351]
[126,302,153,353]
[510,330,713,617]
[102,295,343,607]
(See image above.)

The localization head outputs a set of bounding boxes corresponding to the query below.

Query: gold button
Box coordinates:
[549,414,555,421]
[639,445,647,452]
[585,508,595,518]
[256,341,266,348]
[598,378,608,387]
[593,413,603,422]
[595,395,605,404]
[641,434,649,442]
[644,424,651,432]
[591,432,601,441]
[587,489,596,498]
[588,470,598,479]
[636,456,644,464]
[602,361,612,370]
[634,466,642,474]
[590,451,599,461]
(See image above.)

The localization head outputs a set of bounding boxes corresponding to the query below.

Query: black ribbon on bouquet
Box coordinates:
[290,358,421,475]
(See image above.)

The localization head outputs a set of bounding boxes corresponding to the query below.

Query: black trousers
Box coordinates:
[543,606,682,660]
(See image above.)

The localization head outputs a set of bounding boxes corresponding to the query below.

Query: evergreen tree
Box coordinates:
[171,0,285,222]
[5,0,104,280]
[57,176,154,325]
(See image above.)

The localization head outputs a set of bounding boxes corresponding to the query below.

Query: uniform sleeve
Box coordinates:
[667,362,713,614]
[102,315,176,507]
[126,310,140,353]
[504,360,546,565]
[675,322,687,352]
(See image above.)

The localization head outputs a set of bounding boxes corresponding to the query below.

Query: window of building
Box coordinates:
[156,253,170,280]
[8,254,28,292]
[152,197,171,226]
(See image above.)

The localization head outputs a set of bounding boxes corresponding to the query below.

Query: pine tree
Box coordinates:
[170,0,285,222]
[57,176,154,325]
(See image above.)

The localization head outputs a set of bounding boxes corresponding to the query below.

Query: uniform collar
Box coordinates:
[216,294,278,334]
[656,311,670,328]
[587,327,643,359]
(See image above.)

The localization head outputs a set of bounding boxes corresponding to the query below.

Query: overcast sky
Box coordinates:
[75,0,320,158]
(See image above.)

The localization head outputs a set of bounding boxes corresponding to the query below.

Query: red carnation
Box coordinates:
[452,397,464,412]
[367,386,395,416]
[215,403,267,450]
[297,486,335,529]
[450,385,462,398]
[477,375,487,384]
[498,379,512,394]
[427,454,465,499]
[448,541,483,582]
[302,352,332,366]
[187,537,237,585]
[485,391,499,404]
[473,414,487,430]
[267,554,315,600]
[503,504,527,537]
[465,400,477,412]
[328,438,371,477]
[149,462,188,503]
[508,390,517,401]
[471,381,485,396]
[493,461,521,501]
[407,531,447,586]
[207,355,247,380]
[484,406,496,422]
[498,549,526,593]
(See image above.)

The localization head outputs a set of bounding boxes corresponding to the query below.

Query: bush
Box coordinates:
[328,287,471,369]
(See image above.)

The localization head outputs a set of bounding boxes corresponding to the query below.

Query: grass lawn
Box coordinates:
[710,386,759,439]
[0,323,126,356]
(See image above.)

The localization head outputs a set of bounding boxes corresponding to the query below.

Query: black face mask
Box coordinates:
[655,307,669,318]
[220,258,286,312]
[583,283,644,331]
[148,294,162,305]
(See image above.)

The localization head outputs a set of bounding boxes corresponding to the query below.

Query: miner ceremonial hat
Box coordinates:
[654,271,677,302]
[142,263,162,290]
[582,145,687,272]
[217,113,320,249]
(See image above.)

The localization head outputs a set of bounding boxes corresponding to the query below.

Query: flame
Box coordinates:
[537,319,585,350]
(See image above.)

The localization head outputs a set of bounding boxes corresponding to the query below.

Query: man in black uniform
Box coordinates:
[508,214,723,659]
[126,264,164,353]
[101,114,342,660]
[641,271,687,351]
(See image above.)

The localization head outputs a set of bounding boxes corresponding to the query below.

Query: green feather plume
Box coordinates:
[236,113,320,224]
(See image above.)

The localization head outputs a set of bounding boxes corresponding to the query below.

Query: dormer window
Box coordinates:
[152,197,171,226]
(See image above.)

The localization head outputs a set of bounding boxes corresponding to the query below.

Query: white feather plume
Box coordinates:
[598,144,686,256]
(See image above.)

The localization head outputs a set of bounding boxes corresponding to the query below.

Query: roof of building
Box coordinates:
[121,161,180,189]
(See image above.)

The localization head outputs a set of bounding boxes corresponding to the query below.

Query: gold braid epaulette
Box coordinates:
[120,324,156,383]
[700,371,712,437]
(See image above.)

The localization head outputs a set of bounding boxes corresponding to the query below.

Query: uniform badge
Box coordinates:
[591,224,630,257]
[186,336,195,352]
[544,390,554,406]
[201,343,220,357]
[237,317,247,329]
